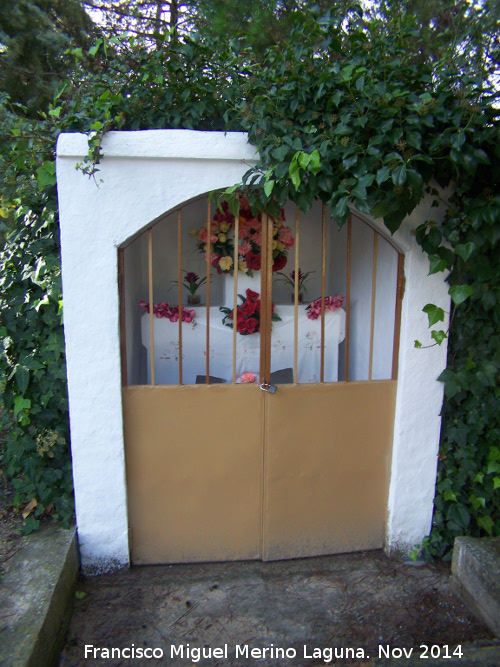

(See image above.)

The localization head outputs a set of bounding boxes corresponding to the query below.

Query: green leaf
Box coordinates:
[477,516,494,536]
[36,161,56,190]
[341,64,355,81]
[455,243,475,263]
[15,366,30,395]
[14,396,31,418]
[493,477,500,490]
[343,154,358,170]
[488,446,500,462]
[272,145,289,161]
[264,179,275,197]
[431,330,447,345]
[88,39,103,57]
[449,284,473,306]
[487,461,500,475]
[473,148,490,165]
[423,303,445,327]
[376,166,391,185]
[226,196,240,218]
[289,160,301,190]
[406,169,423,192]
[355,76,365,92]
[450,132,466,150]
[406,132,422,150]
[392,164,407,186]
[310,150,320,165]
[428,254,447,275]
[21,516,40,535]
[469,495,486,510]
[333,196,350,222]
[371,200,387,219]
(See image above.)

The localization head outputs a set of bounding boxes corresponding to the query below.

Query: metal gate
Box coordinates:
[121,197,403,565]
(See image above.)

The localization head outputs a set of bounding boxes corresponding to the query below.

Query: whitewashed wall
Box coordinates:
[56,130,450,571]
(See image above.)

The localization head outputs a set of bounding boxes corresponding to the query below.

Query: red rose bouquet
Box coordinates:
[220,288,281,335]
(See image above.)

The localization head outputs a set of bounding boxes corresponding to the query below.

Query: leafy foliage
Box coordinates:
[0,0,94,116]
[0,2,498,548]
[0,198,73,532]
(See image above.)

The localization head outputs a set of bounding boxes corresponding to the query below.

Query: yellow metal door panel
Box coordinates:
[262,381,397,560]
[123,385,263,564]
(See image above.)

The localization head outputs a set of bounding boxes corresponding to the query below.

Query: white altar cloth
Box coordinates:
[141,305,345,385]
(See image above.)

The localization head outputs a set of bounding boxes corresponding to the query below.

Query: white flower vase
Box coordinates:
[222,271,261,308]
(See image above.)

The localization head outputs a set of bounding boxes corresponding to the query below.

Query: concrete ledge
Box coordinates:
[451,536,500,638]
[0,526,79,667]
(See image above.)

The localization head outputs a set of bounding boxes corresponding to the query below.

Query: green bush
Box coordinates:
[0,197,73,532]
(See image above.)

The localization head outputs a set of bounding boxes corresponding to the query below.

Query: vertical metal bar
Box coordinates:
[293,207,300,384]
[344,217,352,382]
[392,252,405,380]
[118,248,128,387]
[368,231,378,381]
[205,199,211,383]
[320,203,326,383]
[177,209,183,385]
[148,228,155,386]
[259,212,272,384]
[232,197,240,384]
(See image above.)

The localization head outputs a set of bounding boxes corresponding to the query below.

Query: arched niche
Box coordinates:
[56,130,450,573]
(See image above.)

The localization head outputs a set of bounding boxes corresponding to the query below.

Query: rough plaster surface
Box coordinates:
[452,536,500,637]
[0,527,78,666]
[56,130,450,571]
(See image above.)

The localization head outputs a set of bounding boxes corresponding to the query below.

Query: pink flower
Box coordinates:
[198,228,218,244]
[238,372,256,383]
[306,295,345,320]
[239,241,251,255]
[278,226,294,248]
[182,308,196,323]
[140,300,196,324]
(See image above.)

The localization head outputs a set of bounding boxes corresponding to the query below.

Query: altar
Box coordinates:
[141,304,346,385]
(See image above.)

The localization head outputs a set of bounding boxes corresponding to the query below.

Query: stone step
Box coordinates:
[451,536,500,638]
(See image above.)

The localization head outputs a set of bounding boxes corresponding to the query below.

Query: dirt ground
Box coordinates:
[0,470,495,666]
[0,469,28,579]
[59,550,495,667]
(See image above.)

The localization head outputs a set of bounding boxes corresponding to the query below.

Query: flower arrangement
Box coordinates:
[170,270,207,305]
[139,300,196,323]
[180,271,207,296]
[192,197,294,275]
[306,295,345,320]
[276,268,315,295]
[220,288,281,335]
